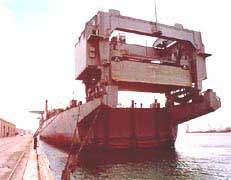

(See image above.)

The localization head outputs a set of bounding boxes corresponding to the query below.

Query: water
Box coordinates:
[41,133,231,180]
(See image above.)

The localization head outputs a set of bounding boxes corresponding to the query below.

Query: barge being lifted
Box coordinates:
[40,10,220,150]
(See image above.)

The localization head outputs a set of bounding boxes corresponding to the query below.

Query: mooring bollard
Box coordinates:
[34,136,38,149]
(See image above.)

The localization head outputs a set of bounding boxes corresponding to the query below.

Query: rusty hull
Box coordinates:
[40,90,220,150]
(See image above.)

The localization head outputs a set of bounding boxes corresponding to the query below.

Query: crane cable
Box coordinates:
[61,106,101,180]
[61,105,81,180]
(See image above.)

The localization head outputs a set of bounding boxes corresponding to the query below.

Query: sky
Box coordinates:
[0,0,230,131]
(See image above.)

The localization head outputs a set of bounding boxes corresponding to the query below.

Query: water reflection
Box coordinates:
[41,133,231,180]
[71,148,209,180]
[72,148,179,180]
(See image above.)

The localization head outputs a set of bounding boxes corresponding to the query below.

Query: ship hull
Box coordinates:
[40,90,220,150]
[40,105,178,150]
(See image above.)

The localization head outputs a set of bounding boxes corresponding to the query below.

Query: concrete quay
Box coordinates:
[0,135,53,180]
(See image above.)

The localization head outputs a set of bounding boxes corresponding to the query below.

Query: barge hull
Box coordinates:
[40,106,177,149]
[40,90,220,150]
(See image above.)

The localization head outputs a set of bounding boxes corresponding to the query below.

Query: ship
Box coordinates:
[39,10,221,150]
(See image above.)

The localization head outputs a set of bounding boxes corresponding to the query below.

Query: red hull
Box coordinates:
[41,106,177,149]
[40,90,219,150]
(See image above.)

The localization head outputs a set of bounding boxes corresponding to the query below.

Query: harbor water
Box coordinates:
[41,132,231,180]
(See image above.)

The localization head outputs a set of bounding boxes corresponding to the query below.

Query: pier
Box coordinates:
[0,135,53,180]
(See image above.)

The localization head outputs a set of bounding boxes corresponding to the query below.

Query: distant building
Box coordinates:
[16,128,26,135]
[0,118,16,137]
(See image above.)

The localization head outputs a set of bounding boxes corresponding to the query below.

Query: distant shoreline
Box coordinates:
[186,130,231,133]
